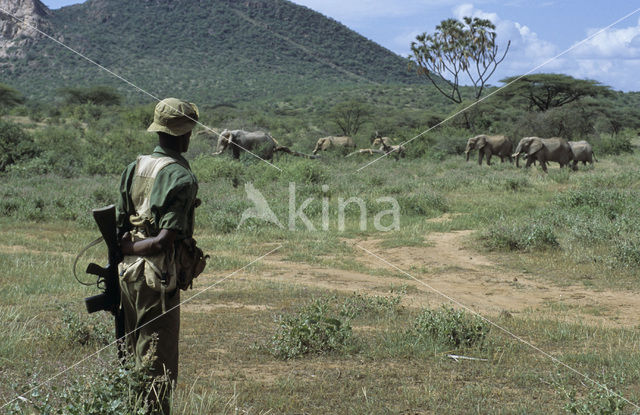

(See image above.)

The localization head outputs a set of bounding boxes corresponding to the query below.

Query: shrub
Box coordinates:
[61,308,111,347]
[483,220,559,251]
[0,120,38,171]
[281,159,328,185]
[340,292,403,319]
[592,135,633,156]
[412,306,489,348]
[269,297,353,359]
[192,156,245,185]
[398,191,448,216]
[6,343,165,415]
[612,237,640,268]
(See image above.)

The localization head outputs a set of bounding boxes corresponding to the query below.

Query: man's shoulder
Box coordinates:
[155,159,197,187]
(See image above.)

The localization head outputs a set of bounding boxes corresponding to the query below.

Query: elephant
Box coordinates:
[213,129,281,160]
[372,137,406,159]
[465,135,513,165]
[312,136,356,155]
[512,137,573,172]
[568,140,598,169]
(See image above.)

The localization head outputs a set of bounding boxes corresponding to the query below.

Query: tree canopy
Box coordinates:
[59,86,123,106]
[500,74,612,111]
[0,83,25,110]
[330,100,371,136]
[409,16,510,103]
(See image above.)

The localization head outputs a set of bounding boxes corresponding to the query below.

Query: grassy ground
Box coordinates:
[2,147,640,414]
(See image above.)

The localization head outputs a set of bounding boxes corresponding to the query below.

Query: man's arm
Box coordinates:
[120,229,177,257]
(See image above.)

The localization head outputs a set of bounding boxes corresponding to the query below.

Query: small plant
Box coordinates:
[555,373,628,415]
[61,308,111,346]
[6,342,166,415]
[412,306,489,348]
[340,292,403,319]
[269,297,353,359]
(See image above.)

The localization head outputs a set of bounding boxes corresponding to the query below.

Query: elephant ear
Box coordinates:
[528,139,543,155]
[476,136,487,149]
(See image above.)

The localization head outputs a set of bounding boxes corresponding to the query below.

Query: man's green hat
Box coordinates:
[147,98,199,136]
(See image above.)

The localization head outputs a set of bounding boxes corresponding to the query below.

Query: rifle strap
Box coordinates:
[73,236,104,286]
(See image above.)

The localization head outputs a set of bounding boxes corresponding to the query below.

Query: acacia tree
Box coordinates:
[331,100,370,136]
[500,74,612,111]
[409,17,510,103]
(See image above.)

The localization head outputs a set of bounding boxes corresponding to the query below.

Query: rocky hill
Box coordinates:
[0,0,418,103]
[0,0,50,58]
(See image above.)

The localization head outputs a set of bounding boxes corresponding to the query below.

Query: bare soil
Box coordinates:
[193,229,640,328]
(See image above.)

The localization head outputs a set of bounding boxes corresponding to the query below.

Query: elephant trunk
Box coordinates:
[465,150,470,162]
[512,143,523,168]
[512,152,521,168]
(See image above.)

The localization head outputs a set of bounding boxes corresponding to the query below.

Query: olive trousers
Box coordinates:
[120,276,180,414]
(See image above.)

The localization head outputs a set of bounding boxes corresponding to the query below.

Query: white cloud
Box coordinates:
[569,17,640,60]
[450,4,559,80]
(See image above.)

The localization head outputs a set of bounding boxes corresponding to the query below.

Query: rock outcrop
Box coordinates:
[0,0,49,58]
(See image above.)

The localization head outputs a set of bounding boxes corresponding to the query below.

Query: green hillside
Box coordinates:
[1,0,418,104]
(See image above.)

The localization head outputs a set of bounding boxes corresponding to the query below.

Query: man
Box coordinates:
[116,98,199,413]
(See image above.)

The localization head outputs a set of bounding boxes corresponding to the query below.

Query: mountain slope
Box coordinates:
[0,0,418,103]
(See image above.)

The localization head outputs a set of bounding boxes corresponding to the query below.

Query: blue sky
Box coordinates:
[42,0,640,91]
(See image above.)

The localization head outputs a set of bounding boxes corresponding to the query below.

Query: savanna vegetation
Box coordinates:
[2,62,640,414]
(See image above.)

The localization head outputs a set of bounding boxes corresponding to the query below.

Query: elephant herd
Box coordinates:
[203,128,596,171]
[465,134,597,172]
[205,129,405,161]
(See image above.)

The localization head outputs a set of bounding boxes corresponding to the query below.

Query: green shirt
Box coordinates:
[117,146,198,239]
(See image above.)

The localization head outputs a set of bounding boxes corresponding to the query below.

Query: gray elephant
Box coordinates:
[465,135,513,165]
[213,129,281,160]
[568,140,598,169]
[512,137,573,172]
[312,136,356,155]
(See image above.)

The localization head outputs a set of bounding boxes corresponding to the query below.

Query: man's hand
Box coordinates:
[119,229,177,256]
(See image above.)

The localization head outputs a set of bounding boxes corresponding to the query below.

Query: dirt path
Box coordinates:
[204,230,639,328]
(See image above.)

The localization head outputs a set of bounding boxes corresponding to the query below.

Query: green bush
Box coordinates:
[612,237,640,268]
[340,292,403,319]
[398,191,448,217]
[412,306,489,348]
[269,297,353,359]
[557,374,627,415]
[483,220,559,251]
[192,156,245,185]
[61,308,111,347]
[592,135,633,156]
[0,120,38,171]
[281,159,328,185]
[6,343,165,415]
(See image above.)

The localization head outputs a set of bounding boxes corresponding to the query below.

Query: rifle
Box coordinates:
[83,205,125,352]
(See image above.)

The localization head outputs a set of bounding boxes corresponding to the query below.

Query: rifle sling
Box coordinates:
[73,236,104,286]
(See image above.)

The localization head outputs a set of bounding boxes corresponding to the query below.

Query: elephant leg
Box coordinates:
[541,161,548,173]
[525,158,533,168]
[478,152,484,166]
[486,152,492,166]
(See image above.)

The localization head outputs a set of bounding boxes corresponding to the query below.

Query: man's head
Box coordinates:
[147,98,199,153]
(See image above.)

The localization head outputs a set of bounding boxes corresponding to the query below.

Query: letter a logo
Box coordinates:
[238,183,283,229]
